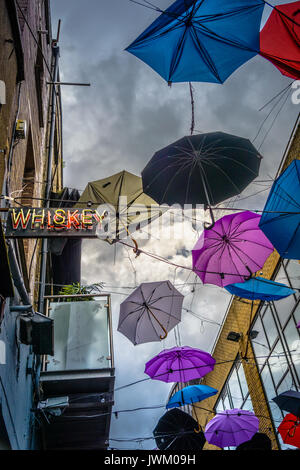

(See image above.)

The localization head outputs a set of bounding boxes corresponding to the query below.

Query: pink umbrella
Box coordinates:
[192,211,274,287]
[144,346,216,383]
[204,409,259,448]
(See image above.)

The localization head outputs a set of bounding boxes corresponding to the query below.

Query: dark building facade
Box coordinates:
[0,0,115,450]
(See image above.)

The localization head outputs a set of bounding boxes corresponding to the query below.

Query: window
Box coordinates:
[45,298,112,372]
[35,35,44,127]
[250,260,300,449]
[282,316,300,381]
[262,306,278,349]
[21,128,35,207]
[285,260,300,296]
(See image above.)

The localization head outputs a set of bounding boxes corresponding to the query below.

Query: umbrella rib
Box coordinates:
[118,305,144,328]
[227,239,266,272]
[190,24,222,81]
[193,11,260,53]
[144,155,195,198]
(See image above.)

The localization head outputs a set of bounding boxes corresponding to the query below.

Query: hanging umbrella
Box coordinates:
[145,346,216,383]
[142,132,262,228]
[166,384,218,409]
[126,0,264,84]
[259,160,300,260]
[192,211,274,288]
[235,432,272,450]
[278,413,300,448]
[118,281,184,345]
[259,1,300,80]
[272,390,300,418]
[76,170,163,244]
[153,408,205,451]
[204,409,259,448]
[225,276,295,301]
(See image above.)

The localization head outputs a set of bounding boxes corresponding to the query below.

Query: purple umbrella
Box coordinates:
[118,281,184,345]
[204,409,259,448]
[144,346,216,383]
[297,321,300,330]
[192,211,274,287]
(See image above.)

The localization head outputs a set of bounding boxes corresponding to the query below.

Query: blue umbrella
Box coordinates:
[225,276,295,301]
[166,384,218,409]
[125,0,264,84]
[259,160,300,260]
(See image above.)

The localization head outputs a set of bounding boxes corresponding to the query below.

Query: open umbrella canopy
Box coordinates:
[259,160,300,260]
[145,346,216,383]
[278,413,300,448]
[142,132,262,210]
[272,390,300,418]
[225,276,295,301]
[126,0,264,84]
[204,409,259,448]
[118,281,184,345]
[192,211,274,287]
[235,432,272,450]
[166,384,218,409]
[260,1,300,80]
[154,408,206,451]
[76,170,163,243]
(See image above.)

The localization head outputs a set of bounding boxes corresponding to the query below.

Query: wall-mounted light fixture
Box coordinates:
[226,331,242,342]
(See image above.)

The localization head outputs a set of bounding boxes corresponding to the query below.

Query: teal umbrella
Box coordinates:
[225,276,295,301]
[167,384,218,409]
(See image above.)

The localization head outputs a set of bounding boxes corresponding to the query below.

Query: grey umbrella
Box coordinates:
[118,281,184,345]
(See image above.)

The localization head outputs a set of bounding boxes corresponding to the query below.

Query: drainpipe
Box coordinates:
[38,45,60,314]
[6,239,32,308]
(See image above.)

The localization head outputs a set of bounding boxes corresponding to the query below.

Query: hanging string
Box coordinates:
[189,82,195,135]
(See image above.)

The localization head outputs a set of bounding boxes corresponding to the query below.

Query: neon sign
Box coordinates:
[5,208,107,238]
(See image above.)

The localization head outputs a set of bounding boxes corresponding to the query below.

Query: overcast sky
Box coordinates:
[50,0,299,450]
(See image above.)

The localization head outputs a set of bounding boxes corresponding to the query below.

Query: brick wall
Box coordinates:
[0,0,63,302]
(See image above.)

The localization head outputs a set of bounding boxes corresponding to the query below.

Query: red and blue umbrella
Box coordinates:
[192,211,274,287]
[204,409,259,448]
[259,160,300,260]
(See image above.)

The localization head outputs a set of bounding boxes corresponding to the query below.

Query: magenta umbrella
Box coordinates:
[144,346,216,383]
[204,409,259,448]
[192,211,274,287]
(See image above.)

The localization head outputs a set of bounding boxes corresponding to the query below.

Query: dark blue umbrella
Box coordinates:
[225,276,295,301]
[126,0,264,84]
[259,160,300,260]
[272,390,300,418]
[154,408,206,450]
[142,132,262,228]
[166,384,218,409]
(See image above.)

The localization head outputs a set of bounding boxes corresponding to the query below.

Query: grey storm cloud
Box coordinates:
[51,0,299,449]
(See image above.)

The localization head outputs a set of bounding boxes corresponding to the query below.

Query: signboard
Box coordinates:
[5,208,106,238]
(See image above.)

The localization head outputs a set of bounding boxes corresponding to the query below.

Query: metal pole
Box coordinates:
[38,46,60,314]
